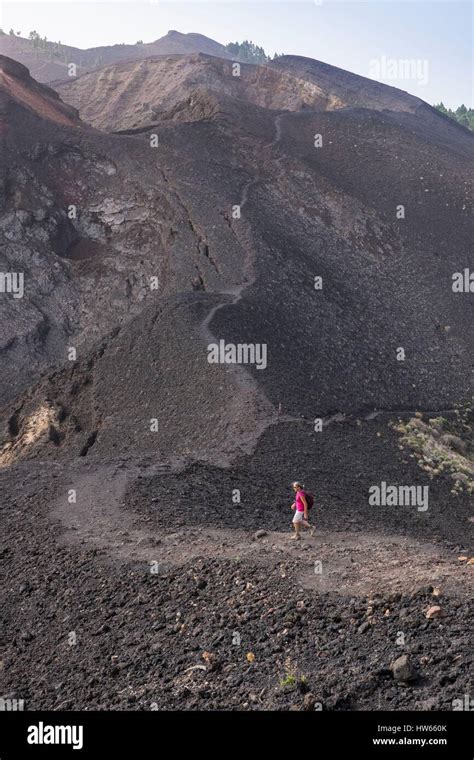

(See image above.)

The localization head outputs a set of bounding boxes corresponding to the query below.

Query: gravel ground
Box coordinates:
[1,417,472,711]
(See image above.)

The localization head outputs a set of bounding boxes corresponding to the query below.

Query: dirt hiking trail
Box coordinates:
[52,462,472,598]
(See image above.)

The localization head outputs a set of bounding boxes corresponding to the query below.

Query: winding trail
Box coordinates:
[198,112,290,422]
[51,460,472,598]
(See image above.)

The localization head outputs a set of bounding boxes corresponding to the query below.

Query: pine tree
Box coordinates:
[434,102,473,131]
[224,39,273,64]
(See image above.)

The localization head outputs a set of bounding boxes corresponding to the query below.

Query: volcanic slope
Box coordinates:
[0,55,80,126]
[0,51,473,714]
[2,51,473,463]
[55,52,440,133]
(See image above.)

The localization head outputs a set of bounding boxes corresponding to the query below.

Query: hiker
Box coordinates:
[290,481,315,540]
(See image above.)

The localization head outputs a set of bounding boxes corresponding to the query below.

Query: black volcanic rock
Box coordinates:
[0,51,472,466]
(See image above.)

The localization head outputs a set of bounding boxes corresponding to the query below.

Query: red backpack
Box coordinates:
[302,491,314,510]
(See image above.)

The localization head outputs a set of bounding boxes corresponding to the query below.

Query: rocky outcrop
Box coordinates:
[0,54,80,126]
[53,52,447,133]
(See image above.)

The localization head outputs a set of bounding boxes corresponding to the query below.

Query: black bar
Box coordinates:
[0,710,472,758]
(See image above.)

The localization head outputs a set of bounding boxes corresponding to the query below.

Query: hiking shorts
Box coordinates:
[293,510,306,524]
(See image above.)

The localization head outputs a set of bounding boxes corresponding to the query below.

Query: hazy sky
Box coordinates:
[1,1,472,108]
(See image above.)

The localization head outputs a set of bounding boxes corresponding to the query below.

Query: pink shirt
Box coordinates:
[295,491,306,512]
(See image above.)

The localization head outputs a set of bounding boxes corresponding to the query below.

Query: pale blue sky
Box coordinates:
[1,1,472,107]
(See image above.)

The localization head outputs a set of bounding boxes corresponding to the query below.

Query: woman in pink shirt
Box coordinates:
[290,481,314,540]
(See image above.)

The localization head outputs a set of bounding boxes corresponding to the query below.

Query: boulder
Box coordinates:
[391,654,416,682]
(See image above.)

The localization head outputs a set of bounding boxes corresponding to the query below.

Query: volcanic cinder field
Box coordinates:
[0,29,472,712]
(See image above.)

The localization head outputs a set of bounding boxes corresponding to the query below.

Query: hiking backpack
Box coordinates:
[302,491,314,510]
